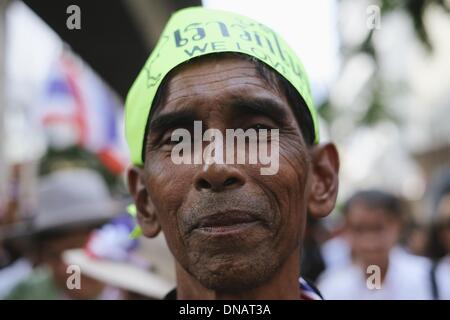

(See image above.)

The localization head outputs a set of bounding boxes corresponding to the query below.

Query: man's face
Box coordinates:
[136,57,320,291]
[346,202,401,268]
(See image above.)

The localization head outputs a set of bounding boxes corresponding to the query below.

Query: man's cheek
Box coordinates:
[276,151,309,224]
[281,137,309,167]
[276,150,308,193]
[147,161,191,202]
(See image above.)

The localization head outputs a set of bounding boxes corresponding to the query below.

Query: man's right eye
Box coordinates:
[246,123,273,131]
[163,135,180,145]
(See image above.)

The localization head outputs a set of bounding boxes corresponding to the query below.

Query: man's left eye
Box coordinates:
[248,123,272,130]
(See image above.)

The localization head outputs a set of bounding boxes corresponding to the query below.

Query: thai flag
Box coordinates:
[36,53,128,174]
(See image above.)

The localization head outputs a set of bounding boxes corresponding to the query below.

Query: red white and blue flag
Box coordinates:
[35,53,128,173]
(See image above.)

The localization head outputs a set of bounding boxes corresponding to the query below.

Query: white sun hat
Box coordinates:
[62,215,174,299]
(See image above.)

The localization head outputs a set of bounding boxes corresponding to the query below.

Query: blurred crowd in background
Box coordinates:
[1,0,450,299]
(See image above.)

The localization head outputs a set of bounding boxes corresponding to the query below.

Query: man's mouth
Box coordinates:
[191,211,262,236]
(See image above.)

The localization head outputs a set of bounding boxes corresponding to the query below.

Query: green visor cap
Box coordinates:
[125,6,319,165]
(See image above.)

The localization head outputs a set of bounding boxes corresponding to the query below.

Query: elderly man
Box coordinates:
[126,7,339,300]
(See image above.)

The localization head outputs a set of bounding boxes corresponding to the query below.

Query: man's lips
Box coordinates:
[189,211,262,235]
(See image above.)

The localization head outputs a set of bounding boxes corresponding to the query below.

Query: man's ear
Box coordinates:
[307,143,339,219]
[127,166,161,238]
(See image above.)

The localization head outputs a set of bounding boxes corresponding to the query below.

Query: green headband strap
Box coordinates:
[125,6,319,165]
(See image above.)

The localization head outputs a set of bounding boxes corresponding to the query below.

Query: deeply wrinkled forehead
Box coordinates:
[125,6,318,165]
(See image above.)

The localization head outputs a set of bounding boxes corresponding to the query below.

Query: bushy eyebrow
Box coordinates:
[228,96,289,125]
[148,95,289,135]
[149,109,198,134]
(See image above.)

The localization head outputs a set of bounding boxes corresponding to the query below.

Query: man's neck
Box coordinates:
[175,249,301,300]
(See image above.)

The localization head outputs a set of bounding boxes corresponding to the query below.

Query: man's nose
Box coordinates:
[194,164,246,192]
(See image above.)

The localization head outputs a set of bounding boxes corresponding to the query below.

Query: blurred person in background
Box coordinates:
[428,170,450,300]
[403,221,429,257]
[0,233,33,299]
[62,214,174,300]
[318,190,432,299]
[430,192,450,299]
[0,164,33,297]
[3,168,120,299]
[320,214,351,272]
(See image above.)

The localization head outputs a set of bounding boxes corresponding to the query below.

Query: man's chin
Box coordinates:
[186,251,278,293]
